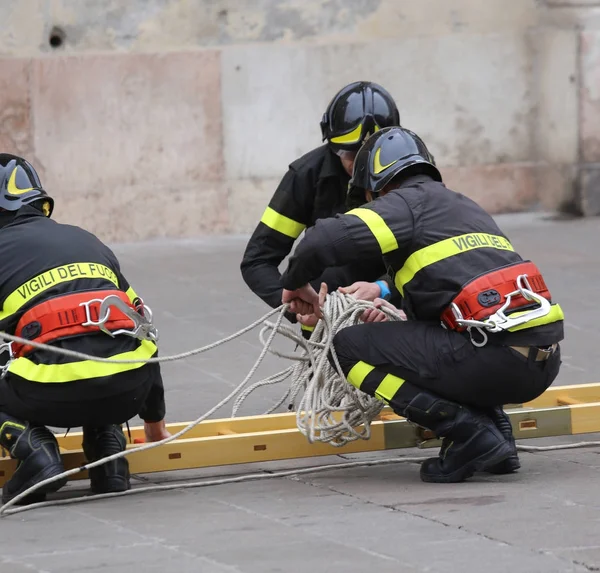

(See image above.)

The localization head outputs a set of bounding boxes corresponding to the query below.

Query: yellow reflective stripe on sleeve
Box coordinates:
[260,206,306,239]
[346,208,399,254]
[330,123,362,144]
[374,373,405,403]
[0,263,120,321]
[507,304,565,332]
[394,233,514,295]
[8,339,157,384]
[346,361,375,390]
[126,286,138,303]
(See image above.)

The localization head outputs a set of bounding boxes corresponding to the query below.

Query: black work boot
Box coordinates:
[396,391,513,483]
[483,407,520,474]
[0,414,67,505]
[82,425,130,494]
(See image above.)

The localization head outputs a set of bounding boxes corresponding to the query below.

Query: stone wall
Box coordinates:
[0,0,597,242]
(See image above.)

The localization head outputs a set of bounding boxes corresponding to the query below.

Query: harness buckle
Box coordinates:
[79,295,159,342]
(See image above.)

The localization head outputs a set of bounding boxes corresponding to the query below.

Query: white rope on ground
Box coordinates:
[0,293,403,515]
[0,304,290,515]
[0,293,598,517]
[4,441,600,517]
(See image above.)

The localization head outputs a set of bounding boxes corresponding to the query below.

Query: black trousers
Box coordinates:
[0,363,162,428]
[332,321,562,411]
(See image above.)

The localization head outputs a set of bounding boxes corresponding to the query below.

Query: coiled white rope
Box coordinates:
[0,294,597,516]
[233,292,405,445]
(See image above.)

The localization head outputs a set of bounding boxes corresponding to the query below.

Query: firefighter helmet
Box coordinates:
[320,81,400,154]
[0,154,54,217]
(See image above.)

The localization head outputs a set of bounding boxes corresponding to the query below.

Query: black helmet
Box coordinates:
[348,127,441,204]
[320,81,400,153]
[0,154,54,217]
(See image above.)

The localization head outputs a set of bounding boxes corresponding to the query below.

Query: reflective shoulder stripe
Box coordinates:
[346,361,375,390]
[260,206,306,239]
[8,339,157,383]
[0,262,121,322]
[346,208,399,254]
[394,233,514,295]
[374,373,405,403]
[507,304,564,332]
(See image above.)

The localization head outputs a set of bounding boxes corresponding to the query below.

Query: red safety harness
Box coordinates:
[12,290,141,359]
[440,261,551,333]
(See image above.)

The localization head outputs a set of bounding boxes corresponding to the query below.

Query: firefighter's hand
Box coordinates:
[361,298,406,323]
[339,281,383,302]
[295,283,328,326]
[297,313,318,327]
[144,420,171,442]
[282,284,322,318]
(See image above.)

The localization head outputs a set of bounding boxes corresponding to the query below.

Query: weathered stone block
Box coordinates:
[32,50,223,195]
[227,178,280,234]
[533,29,578,164]
[443,164,538,214]
[52,183,230,243]
[578,165,600,216]
[581,31,600,162]
[223,33,536,179]
[0,58,33,156]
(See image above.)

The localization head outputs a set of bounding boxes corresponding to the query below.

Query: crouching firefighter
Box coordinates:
[281,128,563,483]
[0,154,169,504]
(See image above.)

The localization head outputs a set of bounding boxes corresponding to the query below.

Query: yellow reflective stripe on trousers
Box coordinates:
[260,206,306,239]
[346,361,375,389]
[374,373,405,403]
[300,324,315,332]
[346,208,398,254]
[0,263,120,321]
[394,233,514,295]
[8,339,157,383]
[507,304,565,332]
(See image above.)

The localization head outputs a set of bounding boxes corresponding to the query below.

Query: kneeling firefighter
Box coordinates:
[281,128,563,482]
[0,154,169,504]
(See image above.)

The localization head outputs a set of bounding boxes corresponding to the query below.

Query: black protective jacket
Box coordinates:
[241,145,391,321]
[0,207,165,421]
[282,175,564,347]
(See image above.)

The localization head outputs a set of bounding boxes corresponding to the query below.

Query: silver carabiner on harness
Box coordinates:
[0,341,14,380]
[450,273,552,346]
[79,295,159,342]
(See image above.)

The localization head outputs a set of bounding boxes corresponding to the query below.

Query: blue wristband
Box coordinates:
[375,280,391,301]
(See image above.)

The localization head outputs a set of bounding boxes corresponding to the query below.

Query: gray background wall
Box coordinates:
[0,0,597,242]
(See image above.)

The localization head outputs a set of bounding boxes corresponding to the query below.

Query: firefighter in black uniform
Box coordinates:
[281,127,564,483]
[0,154,169,504]
[241,81,401,335]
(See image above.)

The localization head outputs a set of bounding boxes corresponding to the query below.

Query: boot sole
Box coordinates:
[421,441,513,484]
[90,475,131,494]
[2,464,68,505]
[484,455,521,474]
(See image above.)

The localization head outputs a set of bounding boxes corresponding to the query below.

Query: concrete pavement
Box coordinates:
[1,212,600,573]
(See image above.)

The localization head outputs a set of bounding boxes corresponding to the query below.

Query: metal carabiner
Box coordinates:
[482,277,551,333]
[0,341,14,380]
[80,295,159,342]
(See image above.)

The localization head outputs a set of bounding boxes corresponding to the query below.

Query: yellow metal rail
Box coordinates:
[1,383,599,487]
